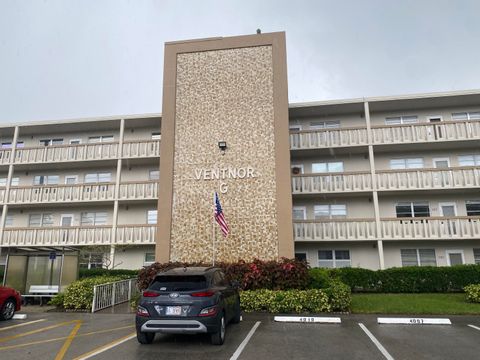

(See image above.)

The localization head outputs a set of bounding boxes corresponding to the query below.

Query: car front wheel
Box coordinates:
[0,299,16,321]
[136,330,155,344]
[211,312,226,345]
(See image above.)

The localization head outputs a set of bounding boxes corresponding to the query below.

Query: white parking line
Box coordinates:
[0,319,46,332]
[74,332,136,360]
[468,324,480,331]
[358,323,395,360]
[229,321,261,360]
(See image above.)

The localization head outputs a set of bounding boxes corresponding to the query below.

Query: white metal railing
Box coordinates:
[1,225,155,246]
[8,183,115,204]
[376,167,480,191]
[290,127,369,149]
[293,220,377,241]
[91,278,138,313]
[14,143,119,163]
[380,217,480,240]
[122,140,160,158]
[0,150,11,165]
[371,120,480,145]
[292,173,373,193]
[118,181,158,200]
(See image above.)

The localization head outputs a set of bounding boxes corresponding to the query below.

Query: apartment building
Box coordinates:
[290,91,480,269]
[0,115,161,281]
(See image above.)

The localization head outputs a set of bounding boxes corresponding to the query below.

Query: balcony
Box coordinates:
[371,120,480,145]
[293,216,480,241]
[292,172,373,194]
[290,127,369,150]
[6,181,159,205]
[380,216,480,240]
[0,140,161,165]
[376,167,480,192]
[1,225,156,247]
[293,219,377,241]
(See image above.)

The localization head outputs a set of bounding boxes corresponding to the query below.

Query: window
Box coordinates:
[458,155,480,167]
[466,201,480,216]
[318,250,351,268]
[29,213,54,227]
[149,170,160,180]
[295,253,307,262]
[81,212,108,226]
[5,214,13,226]
[88,135,114,143]
[151,132,161,140]
[292,206,306,220]
[396,202,430,218]
[401,249,436,267]
[84,173,111,183]
[79,253,105,269]
[40,139,63,146]
[291,164,304,174]
[312,162,344,173]
[147,210,157,225]
[0,177,19,186]
[144,252,155,265]
[385,115,418,125]
[314,204,346,219]
[33,175,60,185]
[452,111,480,121]
[474,249,480,265]
[65,175,78,185]
[390,158,424,169]
[1,142,11,149]
[289,125,302,131]
[310,120,340,129]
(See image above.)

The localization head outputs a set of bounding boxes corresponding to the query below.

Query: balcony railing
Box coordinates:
[376,167,480,191]
[290,127,369,149]
[8,183,115,204]
[122,140,160,158]
[118,181,158,200]
[1,225,156,247]
[293,219,377,241]
[380,216,480,240]
[292,172,373,194]
[5,181,159,204]
[371,120,480,145]
[293,216,480,241]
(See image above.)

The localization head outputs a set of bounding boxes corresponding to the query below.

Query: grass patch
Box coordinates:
[351,293,480,315]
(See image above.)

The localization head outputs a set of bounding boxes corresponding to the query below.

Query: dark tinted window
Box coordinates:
[149,275,207,291]
[466,201,480,216]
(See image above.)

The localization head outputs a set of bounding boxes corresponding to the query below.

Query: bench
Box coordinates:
[23,285,59,306]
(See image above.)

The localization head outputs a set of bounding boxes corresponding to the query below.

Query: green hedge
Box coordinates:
[464,284,480,303]
[320,265,480,293]
[240,281,351,313]
[56,275,133,310]
[79,268,139,279]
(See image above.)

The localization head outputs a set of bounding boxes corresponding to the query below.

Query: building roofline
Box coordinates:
[0,112,162,129]
[288,88,480,108]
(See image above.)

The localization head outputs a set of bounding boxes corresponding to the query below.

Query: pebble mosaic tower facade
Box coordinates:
[157,32,294,262]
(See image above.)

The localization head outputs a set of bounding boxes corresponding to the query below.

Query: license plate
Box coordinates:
[166,306,182,316]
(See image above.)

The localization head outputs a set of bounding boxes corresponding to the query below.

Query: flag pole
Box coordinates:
[212,191,216,266]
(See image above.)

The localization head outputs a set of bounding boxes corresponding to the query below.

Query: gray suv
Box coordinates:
[135,267,241,345]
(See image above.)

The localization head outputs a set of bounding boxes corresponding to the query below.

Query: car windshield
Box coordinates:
[149,275,208,292]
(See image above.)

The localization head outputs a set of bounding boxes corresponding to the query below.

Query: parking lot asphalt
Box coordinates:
[0,312,479,360]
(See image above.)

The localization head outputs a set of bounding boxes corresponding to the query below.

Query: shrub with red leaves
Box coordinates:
[136,258,309,291]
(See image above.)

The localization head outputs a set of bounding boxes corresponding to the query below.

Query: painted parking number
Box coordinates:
[299,317,316,322]
[409,318,424,324]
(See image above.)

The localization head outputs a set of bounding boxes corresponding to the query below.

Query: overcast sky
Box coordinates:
[1,0,480,123]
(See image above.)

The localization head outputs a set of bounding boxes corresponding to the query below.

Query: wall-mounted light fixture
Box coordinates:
[218,141,227,155]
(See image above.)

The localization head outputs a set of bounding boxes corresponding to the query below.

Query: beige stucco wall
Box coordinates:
[291,154,370,173]
[292,197,375,219]
[290,113,365,130]
[114,245,155,269]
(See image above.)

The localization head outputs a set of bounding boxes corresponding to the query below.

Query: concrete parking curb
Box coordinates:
[378,317,451,325]
[274,316,341,324]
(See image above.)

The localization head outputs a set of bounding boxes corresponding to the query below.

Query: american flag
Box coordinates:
[214,192,229,237]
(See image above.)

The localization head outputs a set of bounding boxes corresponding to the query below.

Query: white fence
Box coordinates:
[91,278,138,313]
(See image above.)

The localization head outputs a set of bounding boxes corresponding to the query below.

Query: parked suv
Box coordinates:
[135,267,241,345]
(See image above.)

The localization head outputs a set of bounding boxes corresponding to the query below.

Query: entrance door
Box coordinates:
[440,203,457,235]
[428,116,443,140]
[60,214,74,243]
[433,158,450,186]
[446,250,465,266]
